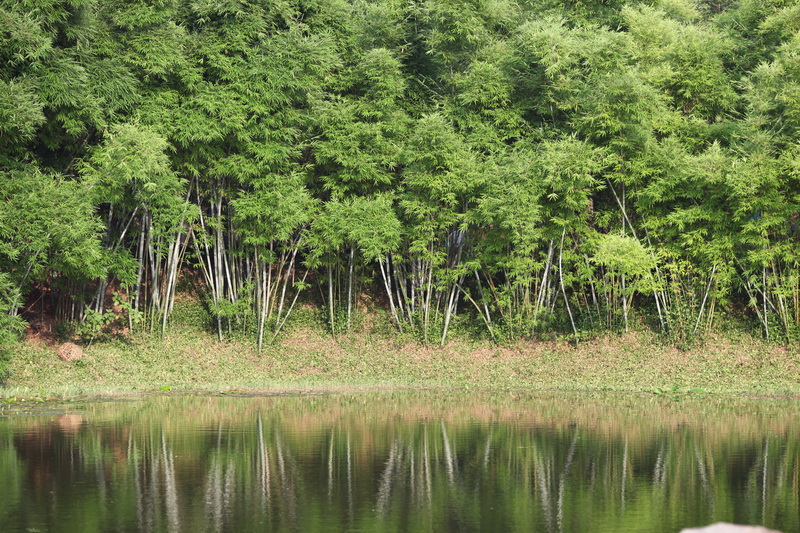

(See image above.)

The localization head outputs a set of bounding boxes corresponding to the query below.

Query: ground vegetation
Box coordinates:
[3,0,800,378]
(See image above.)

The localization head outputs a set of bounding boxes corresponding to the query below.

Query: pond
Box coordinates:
[1,391,798,532]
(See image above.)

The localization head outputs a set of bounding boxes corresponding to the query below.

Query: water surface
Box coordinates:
[1,391,798,532]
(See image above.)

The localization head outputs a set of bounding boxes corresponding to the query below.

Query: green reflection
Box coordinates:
[1,392,798,533]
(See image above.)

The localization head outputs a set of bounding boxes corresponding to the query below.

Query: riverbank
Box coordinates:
[3,323,799,398]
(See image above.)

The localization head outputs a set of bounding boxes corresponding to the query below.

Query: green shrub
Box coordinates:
[0,314,24,385]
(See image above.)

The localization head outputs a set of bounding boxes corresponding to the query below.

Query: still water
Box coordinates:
[1,391,798,532]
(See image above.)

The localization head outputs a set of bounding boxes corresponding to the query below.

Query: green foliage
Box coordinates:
[167,298,214,332]
[0,273,24,384]
[84,122,192,237]
[0,167,106,287]
[308,195,401,263]
[77,292,142,344]
[3,0,800,350]
[594,234,655,282]
[0,79,44,151]
[233,173,313,247]
[78,307,117,345]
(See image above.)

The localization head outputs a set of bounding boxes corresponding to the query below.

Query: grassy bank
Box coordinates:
[3,320,800,398]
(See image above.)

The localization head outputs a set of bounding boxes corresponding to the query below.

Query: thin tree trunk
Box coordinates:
[440,241,464,346]
[621,273,628,333]
[257,257,267,353]
[346,247,354,330]
[559,229,578,342]
[693,265,717,335]
[763,266,769,341]
[394,258,412,326]
[215,196,227,336]
[160,230,183,336]
[275,245,300,325]
[378,257,402,329]
[534,240,555,333]
[475,271,494,335]
[328,262,335,336]
[423,256,434,344]
[272,270,309,342]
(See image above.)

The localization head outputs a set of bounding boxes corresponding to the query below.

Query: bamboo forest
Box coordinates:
[3,0,800,357]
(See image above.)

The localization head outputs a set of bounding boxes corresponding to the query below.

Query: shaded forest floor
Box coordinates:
[4,314,800,398]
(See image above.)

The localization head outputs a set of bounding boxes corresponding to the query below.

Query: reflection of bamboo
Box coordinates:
[206,421,224,532]
[776,444,787,491]
[654,443,665,488]
[148,438,161,531]
[409,446,415,503]
[328,431,334,502]
[694,442,709,487]
[162,432,181,532]
[205,455,223,532]
[347,431,353,525]
[651,439,667,509]
[762,438,769,524]
[694,441,714,516]
[534,446,554,533]
[621,437,628,511]
[423,430,432,507]
[377,438,399,514]
[276,433,298,532]
[441,421,456,485]
[127,428,134,461]
[224,458,236,523]
[257,416,271,512]
[483,433,492,469]
[557,431,578,533]
[777,439,799,513]
[134,440,146,533]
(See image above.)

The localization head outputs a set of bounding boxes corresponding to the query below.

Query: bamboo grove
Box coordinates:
[2,0,800,352]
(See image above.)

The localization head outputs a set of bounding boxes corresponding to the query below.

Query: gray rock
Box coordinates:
[680,523,781,533]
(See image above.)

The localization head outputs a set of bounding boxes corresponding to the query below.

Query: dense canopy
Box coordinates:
[2,0,800,356]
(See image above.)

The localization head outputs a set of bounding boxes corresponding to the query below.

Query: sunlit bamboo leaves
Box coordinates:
[3,0,800,351]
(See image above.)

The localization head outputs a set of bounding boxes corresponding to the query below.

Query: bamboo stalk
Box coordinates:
[559,229,578,342]
[346,247,354,330]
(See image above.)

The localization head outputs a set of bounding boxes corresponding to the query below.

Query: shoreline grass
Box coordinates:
[4,322,800,400]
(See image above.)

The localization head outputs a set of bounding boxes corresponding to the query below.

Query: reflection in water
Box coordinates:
[1,392,799,532]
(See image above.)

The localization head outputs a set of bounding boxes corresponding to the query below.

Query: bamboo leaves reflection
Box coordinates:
[0,393,798,532]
